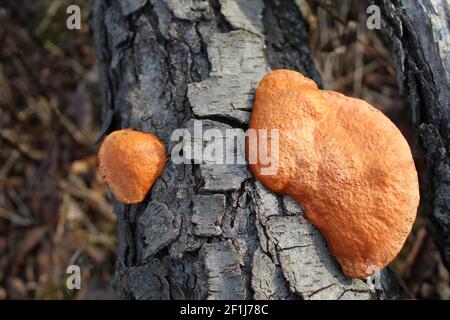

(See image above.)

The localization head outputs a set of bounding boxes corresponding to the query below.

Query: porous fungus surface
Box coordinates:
[249,69,420,278]
[98,129,166,205]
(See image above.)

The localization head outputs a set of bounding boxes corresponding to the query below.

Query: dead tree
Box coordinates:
[90,0,448,299]
[374,0,450,273]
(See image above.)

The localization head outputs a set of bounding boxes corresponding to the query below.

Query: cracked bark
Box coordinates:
[90,0,405,300]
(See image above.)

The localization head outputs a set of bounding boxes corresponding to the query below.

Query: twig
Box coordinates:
[0,130,43,164]
[56,177,116,223]
[314,0,396,76]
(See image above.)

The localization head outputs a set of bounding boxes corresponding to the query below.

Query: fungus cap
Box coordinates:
[249,69,420,278]
[98,129,166,204]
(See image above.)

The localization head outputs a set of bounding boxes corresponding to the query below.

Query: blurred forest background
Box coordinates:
[0,0,448,299]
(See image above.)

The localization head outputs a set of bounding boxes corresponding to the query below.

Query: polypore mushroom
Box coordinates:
[249,69,420,278]
[98,129,166,204]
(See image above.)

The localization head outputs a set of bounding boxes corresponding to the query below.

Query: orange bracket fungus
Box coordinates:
[249,69,420,278]
[98,129,166,205]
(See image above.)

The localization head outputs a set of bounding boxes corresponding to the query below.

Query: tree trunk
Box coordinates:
[374,0,450,271]
[87,0,440,300]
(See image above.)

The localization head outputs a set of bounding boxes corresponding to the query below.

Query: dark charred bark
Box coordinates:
[375,0,450,271]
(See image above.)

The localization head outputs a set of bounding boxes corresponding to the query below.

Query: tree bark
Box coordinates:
[374,0,450,271]
[88,0,410,300]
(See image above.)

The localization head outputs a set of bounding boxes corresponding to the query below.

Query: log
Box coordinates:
[88,0,448,300]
